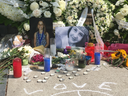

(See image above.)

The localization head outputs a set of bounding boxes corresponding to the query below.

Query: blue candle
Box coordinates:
[44,58,50,72]
[95,52,100,65]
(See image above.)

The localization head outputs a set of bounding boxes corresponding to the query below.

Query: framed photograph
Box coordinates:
[55,26,89,49]
[29,17,54,48]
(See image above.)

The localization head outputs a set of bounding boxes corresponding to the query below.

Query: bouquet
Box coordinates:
[30,54,44,65]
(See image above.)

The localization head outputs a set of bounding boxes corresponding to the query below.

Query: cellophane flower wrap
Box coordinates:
[30,54,44,65]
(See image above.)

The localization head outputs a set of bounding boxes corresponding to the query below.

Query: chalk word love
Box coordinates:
[24,82,117,96]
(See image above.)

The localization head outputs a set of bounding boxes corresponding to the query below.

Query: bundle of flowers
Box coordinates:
[30,54,44,65]
[103,0,128,43]
[0,46,31,73]
[65,0,114,38]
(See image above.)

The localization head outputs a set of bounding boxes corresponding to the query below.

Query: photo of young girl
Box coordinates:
[29,17,53,48]
[34,20,49,48]
[55,26,89,48]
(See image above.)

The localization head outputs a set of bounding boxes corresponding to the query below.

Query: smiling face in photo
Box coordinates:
[38,21,44,30]
[68,27,84,44]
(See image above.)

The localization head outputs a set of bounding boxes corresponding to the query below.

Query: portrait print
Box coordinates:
[55,26,89,49]
[29,17,54,48]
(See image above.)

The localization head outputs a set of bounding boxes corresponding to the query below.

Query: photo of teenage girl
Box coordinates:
[34,20,49,48]
[55,26,89,48]
[29,17,53,48]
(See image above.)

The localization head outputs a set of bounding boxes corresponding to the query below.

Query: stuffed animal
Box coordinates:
[13,35,25,47]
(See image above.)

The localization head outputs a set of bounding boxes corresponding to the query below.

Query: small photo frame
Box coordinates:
[55,26,89,49]
[29,17,54,48]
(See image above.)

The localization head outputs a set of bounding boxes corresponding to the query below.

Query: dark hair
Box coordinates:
[67,26,89,47]
[36,20,46,35]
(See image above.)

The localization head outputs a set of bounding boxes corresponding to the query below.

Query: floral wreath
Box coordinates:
[65,0,115,38]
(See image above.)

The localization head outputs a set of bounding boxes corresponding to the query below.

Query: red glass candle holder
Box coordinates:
[13,57,22,78]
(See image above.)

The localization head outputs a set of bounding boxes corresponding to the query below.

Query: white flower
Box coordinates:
[59,0,66,11]
[109,22,114,28]
[123,4,128,8]
[39,1,49,8]
[50,2,60,7]
[111,4,115,10]
[115,12,124,20]
[120,8,128,16]
[119,0,125,3]
[96,0,99,4]
[23,23,30,31]
[54,7,62,16]
[33,9,42,17]
[118,25,122,30]
[114,29,119,36]
[30,2,39,11]
[44,11,51,17]
[115,1,120,6]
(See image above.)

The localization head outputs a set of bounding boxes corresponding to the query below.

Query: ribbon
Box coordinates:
[0,0,24,7]
[76,7,88,26]
[115,19,128,29]
[91,9,104,54]
[38,32,44,45]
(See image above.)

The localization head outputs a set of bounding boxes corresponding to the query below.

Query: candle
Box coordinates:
[44,77,49,80]
[41,72,45,75]
[42,80,47,83]
[33,75,38,78]
[26,79,31,83]
[23,77,28,80]
[57,75,62,78]
[13,57,22,78]
[83,72,88,75]
[37,79,42,83]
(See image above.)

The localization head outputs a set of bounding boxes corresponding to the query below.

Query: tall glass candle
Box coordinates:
[13,57,22,78]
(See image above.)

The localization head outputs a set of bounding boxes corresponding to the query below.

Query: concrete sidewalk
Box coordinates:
[0,69,8,96]
[6,61,128,96]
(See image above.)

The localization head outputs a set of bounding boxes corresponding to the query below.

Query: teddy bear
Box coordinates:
[13,35,25,47]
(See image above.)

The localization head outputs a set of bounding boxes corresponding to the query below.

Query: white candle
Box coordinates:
[44,77,49,80]
[83,72,88,75]
[77,69,81,71]
[66,73,70,76]
[86,69,91,72]
[23,77,28,80]
[41,72,45,75]
[26,79,31,83]
[57,75,62,78]
[37,79,42,83]
[33,75,38,78]
[50,74,54,76]
[72,71,77,74]
[69,76,73,79]
[75,73,79,76]
[42,80,47,83]
[63,71,67,74]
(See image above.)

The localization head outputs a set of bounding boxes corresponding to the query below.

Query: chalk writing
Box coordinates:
[51,90,113,96]
[98,82,117,91]
[72,82,87,88]
[24,88,43,95]
[54,84,67,90]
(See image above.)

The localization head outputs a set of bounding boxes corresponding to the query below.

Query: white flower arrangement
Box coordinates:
[65,0,114,36]
[0,2,25,21]
[103,0,128,43]
[0,0,66,34]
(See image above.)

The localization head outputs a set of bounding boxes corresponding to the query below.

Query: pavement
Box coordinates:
[0,69,8,96]
[6,61,128,96]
